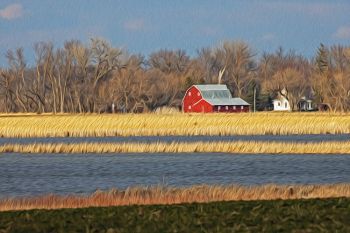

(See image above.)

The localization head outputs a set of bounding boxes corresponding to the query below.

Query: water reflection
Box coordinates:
[0,153,349,197]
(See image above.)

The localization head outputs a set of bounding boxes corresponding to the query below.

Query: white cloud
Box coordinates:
[123,19,145,31]
[0,3,24,20]
[333,26,350,39]
[261,33,276,42]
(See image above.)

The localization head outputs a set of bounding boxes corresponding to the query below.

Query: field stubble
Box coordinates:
[0,112,350,137]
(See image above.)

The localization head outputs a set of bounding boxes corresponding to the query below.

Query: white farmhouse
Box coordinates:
[272,89,291,111]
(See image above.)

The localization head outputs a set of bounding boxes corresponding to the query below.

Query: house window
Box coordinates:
[278,102,281,106]
[225,106,228,110]
[188,92,191,96]
[285,102,287,108]
[241,106,244,110]
[233,106,236,110]
[218,106,221,110]
[188,105,191,110]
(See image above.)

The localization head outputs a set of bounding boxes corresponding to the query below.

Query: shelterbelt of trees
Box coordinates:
[0,38,349,113]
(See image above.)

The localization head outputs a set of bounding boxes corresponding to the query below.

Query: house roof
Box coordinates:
[193,84,250,106]
[273,94,288,102]
[299,97,313,102]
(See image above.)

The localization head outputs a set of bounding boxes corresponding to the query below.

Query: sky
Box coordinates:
[0,0,350,66]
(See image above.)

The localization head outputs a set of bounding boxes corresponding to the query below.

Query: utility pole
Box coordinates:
[253,86,256,113]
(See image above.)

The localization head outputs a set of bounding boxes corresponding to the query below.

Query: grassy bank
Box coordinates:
[0,112,350,137]
[1,140,350,154]
[1,184,349,211]
[1,198,349,232]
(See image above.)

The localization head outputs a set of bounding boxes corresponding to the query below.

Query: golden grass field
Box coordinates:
[1,184,349,211]
[0,112,350,137]
[1,141,350,154]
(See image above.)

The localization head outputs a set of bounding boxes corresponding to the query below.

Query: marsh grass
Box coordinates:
[0,112,350,137]
[1,140,350,154]
[1,184,349,211]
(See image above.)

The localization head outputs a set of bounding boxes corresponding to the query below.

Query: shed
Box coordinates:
[182,84,250,113]
[317,103,330,111]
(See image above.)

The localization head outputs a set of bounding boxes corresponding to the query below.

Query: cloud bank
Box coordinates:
[333,26,350,39]
[0,3,24,20]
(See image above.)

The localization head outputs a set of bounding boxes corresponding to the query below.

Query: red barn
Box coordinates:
[182,84,250,113]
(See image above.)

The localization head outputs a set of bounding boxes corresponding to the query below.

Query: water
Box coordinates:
[0,134,349,144]
[0,153,349,197]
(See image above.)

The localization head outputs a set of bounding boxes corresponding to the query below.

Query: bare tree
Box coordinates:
[148,49,190,75]
[0,69,16,112]
[32,42,52,113]
[213,41,256,97]
[89,38,124,112]
[5,48,29,112]
[70,41,90,113]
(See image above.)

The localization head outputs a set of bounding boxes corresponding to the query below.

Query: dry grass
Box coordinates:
[1,184,349,211]
[1,141,350,154]
[0,112,350,137]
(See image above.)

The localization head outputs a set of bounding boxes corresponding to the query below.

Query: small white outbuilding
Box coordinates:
[298,97,314,111]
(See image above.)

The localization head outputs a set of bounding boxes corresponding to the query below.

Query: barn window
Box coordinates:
[225,106,228,110]
[197,92,200,96]
[241,106,244,110]
[233,106,236,110]
[218,106,221,110]
[188,92,191,96]
[188,105,191,110]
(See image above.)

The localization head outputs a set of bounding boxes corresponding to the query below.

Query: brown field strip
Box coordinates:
[1,184,349,211]
[0,112,350,137]
[1,141,350,154]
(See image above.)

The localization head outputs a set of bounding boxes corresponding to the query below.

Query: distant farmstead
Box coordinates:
[182,85,250,113]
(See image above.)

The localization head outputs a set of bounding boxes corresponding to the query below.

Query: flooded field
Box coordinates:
[0,153,349,197]
[0,134,349,144]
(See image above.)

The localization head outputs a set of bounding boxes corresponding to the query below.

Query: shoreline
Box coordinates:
[1,184,350,211]
[1,141,350,154]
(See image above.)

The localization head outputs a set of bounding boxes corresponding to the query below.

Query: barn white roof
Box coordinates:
[206,98,250,106]
[194,85,250,106]
[194,84,228,91]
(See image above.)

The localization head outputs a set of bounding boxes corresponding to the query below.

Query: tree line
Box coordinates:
[0,38,349,113]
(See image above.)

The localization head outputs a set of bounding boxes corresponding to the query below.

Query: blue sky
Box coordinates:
[0,0,349,66]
